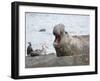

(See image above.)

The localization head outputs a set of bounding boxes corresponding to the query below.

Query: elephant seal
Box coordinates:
[53,24,89,57]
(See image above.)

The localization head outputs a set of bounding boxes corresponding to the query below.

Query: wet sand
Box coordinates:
[25,35,89,68]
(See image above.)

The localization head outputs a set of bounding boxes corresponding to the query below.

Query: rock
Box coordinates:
[39,29,46,32]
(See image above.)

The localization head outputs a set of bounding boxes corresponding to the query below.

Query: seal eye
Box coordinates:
[53,32,56,35]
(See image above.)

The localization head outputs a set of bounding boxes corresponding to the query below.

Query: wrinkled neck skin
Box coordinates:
[60,32,65,38]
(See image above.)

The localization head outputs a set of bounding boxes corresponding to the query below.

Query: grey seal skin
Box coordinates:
[53,24,89,57]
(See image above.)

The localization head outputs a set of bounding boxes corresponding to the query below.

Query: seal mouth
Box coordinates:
[55,35,61,43]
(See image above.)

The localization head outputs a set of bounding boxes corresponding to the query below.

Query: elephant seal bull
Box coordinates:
[53,24,89,57]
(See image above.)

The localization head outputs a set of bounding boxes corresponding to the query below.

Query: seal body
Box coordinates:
[53,24,89,57]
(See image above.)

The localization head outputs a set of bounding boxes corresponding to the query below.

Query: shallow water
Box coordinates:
[26,12,90,55]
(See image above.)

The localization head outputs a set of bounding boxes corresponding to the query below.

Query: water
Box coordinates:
[26,12,90,54]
